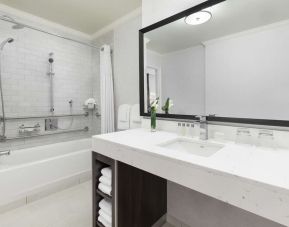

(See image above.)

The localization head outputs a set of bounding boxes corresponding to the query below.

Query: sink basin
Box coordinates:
[158,138,224,157]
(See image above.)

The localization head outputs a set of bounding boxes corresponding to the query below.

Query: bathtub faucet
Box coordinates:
[0,149,10,157]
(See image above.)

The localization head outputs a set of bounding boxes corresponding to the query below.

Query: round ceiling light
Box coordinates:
[185,11,212,25]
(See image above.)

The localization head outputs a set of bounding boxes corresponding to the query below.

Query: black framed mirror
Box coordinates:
[139,0,289,127]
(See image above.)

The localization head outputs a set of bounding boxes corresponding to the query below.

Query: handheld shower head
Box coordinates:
[0,38,14,51]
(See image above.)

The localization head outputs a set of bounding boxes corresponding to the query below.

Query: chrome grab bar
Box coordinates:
[1,126,89,142]
[0,150,10,156]
[0,112,89,121]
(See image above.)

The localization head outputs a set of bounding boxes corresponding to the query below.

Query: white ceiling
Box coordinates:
[146,0,289,54]
[0,0,141,34]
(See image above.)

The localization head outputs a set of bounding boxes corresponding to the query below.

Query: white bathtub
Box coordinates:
[0,138,92,209]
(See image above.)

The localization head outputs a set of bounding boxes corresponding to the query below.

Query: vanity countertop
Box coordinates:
[92,128,289,226]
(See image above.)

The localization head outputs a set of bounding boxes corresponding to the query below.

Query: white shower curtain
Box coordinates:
[100,44,115,134]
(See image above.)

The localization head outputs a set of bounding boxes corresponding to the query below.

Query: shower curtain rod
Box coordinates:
[0,15,100,50]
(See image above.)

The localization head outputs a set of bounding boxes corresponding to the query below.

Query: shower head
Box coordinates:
[0,38,14,51]
[48,53,54,63]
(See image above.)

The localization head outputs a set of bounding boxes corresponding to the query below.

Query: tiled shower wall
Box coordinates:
[0,18,100,150]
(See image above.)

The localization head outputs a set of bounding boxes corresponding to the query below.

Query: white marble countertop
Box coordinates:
[92,128,289,226]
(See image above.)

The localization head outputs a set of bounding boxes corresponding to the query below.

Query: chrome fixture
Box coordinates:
[257,129,275,148]
[45,118,58,131]
[19,123,41,135]
[236,128,252,145]
[0,15,99,49]
[0,38,14,50]
[0,149,10,156]
[1,112,89,121]
[0,15,25,30]
[194,116,208,140]
[47,53,55,113]
[1,126,89,142]
[0,37,14,141]
[258,129,274,139]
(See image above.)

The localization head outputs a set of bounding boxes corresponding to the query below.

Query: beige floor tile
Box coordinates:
[0,181,92,227]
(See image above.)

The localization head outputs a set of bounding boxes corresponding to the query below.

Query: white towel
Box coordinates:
[98,215,112,227]
[101,167,112,179]
[99,175,111,186]
[98,183,112,196]
[117,104,131,130]
[130,104,141,129]
[99,199,112,216]
[99,209,112,225]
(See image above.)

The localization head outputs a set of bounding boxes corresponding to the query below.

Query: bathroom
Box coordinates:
[0,0,289,227]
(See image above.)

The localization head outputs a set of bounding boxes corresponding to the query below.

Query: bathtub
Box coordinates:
[0,138,92,210]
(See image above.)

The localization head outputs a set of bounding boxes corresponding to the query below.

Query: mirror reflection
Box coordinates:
[143,0,289,121]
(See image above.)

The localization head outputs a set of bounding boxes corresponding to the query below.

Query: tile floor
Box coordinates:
[0,181,92,227]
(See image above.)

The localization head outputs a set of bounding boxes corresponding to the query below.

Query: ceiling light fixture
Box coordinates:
[185,11,212,25]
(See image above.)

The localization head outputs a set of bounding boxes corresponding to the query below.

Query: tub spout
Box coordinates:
[0,149,10,156]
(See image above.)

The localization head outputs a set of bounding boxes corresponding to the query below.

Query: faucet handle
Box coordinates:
[258,129,274,139]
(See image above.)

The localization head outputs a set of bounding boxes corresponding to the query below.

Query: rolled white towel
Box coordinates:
[98,214,112,227]
[99,209,112,225]
[101,167,112,179]
[98,183,112,196]
[99,199,112,216]
[99,175,111,186]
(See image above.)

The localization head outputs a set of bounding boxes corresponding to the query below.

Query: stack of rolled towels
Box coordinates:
[98,198,112,227]
[98,167,112,196]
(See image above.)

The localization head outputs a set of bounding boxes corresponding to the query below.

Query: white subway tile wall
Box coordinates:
[0,20,100,150]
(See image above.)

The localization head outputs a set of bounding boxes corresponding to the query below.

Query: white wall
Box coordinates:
[161,46,205,115]
[147,46,205,115]
[146,50,162,111]
[113,16,142,109]
[205,21,289,120]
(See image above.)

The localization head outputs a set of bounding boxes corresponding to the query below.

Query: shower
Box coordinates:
[0,38,14,140]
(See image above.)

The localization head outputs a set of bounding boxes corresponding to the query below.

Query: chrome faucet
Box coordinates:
[195,116,208,140]
[0,149,10,157]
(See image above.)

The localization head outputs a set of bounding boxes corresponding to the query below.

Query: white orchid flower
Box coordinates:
[168,99,174,109]
[151,98,159,109]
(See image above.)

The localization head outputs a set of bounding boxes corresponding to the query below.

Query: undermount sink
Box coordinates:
[158,138,224,157]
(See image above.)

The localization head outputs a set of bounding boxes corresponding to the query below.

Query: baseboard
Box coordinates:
[152,214,167,227]
[152,214,191,227]
[166,214,191,227]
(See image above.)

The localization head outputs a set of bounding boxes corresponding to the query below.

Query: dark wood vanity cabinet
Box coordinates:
[117,161,167,227]
[92,152,167,227]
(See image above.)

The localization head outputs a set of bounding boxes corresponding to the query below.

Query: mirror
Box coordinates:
[140,0,289,125]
